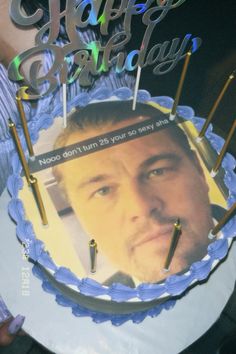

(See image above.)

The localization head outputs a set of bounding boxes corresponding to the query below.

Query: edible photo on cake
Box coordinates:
[20,99,227,287]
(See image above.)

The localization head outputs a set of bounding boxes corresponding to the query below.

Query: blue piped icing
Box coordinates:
[32,264,47,280]
[37,252,58,271]
[73,298,178,326]
[208,239,229,260]
[11,153,22,174]
[108,283,138,302]
[79,278,108,297]
[165,274,194,296]
[191,116,206,131]
[227,194,236,208]
[70,93,90,108]
[56,295,77,308]
[111,315,135,326]
[16,221,35,242]
[222,153,236,170]
[113,87,132,100]
[42,280,59,295]
[137,90,151,102]
[72,305,94,318]
[190,259,213,281]
[151,96,173,109]
[28,239,44,262]
[90,87,112,101]
[221,217,236,238]
[7,88,236,324]
[177,106,194,119]
[8,198,25,223]
[224,171,236,193]
[137,283,166,301]
[131,310,151,324]
[206,132,225,153]
[7,174,23,197]
[54,267,81,287]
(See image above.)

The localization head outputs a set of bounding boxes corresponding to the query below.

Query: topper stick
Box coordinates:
[132,42,144,111]
[198,71,235,140]
[163,218,182,271]
[208,203,236,239]
[16,91,35,160]
[211,120,236,177]
[89,239,98,273]
[132,65,142,111]
[8,119,31,184]
[170,51,192,121]
[29,175,48,225]
[62,83,67,128]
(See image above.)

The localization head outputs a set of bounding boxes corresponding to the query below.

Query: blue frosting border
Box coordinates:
[7,88,236,324]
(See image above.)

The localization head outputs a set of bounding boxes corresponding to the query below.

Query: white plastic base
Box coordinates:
[195,136,203,143]
[208,230,216,240]
[169,113,176,121]
[210,170,218,178]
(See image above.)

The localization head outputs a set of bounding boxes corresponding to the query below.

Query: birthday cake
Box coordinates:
[6,87,236,324]
[1,0,236,327]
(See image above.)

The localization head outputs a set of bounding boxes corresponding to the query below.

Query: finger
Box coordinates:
[0,314,25,347]
[8,315,25,335]
[0,317,12,328]
[0,318,14,346]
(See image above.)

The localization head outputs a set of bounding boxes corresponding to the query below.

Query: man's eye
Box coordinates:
[94,186,111,197]
[148,168,165,178]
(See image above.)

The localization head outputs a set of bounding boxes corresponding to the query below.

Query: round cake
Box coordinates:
[7,87,236,324]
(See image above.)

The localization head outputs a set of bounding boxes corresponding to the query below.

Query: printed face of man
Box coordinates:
[58,117,213,283]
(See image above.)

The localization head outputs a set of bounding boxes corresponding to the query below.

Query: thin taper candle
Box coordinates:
[211,120,236,176]
[29,175,48,225]
[170,51,191,121]
[198,70,235,140]
[89,239,98,273]
[9,119,31,184]
[62,83,67,128]
[16,92,34,159]
[164,218,182,271]
[209,203,236,239]
[132,42,144,111]
[132,65,142,111]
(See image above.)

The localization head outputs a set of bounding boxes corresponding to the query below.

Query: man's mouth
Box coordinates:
[132,224,174,250]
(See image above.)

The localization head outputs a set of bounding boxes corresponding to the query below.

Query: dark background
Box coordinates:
[131,0,236,152]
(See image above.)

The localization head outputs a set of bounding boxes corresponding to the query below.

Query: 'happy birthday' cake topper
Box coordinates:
[8,0,202,99]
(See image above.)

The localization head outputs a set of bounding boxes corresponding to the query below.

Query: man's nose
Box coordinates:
[124,183,163,222]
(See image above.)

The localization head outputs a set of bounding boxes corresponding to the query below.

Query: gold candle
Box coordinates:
[89,239,98,273]
[198,71,235,140]
[29,175,48,225]
[170,51,191,121]
[164,219,182,271]
[211,120,236,177]
[208,203,236,239]
[9,119,31,184]
[209,203,236,239]
[16,91,35,159]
